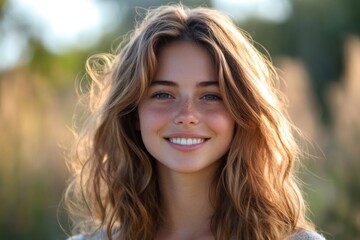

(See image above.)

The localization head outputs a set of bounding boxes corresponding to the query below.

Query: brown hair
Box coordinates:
[65,4,314,240]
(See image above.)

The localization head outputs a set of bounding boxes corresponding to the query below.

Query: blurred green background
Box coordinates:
[1,0,359,239]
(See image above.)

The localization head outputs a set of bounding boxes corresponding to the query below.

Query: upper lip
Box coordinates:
[164,133,210,139]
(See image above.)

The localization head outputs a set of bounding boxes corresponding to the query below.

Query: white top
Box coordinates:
[67,230,326,240]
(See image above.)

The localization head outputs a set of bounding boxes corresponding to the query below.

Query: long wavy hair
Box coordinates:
[65,4,314,240]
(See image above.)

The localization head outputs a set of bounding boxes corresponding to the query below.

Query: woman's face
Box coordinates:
[138,41,234,175]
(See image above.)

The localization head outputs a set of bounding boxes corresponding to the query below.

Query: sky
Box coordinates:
[0,0,291,71]
[213,0,291,22]
[0,0,120,71]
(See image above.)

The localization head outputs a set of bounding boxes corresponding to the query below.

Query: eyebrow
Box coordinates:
[150,80,219,87]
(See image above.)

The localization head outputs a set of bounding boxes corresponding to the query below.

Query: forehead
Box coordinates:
[154,41,216,83]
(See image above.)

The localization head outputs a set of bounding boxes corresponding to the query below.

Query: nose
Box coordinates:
[173,98,199,125]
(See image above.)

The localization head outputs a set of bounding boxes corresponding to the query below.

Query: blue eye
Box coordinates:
[152,92,173,99]
[202,94,221,101]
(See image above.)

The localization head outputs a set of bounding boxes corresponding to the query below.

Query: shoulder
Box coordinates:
[66,230,108,240]
[66,234,102,240]
[66,228,121,240]
[289,230,326,240]
[66,235,86,240]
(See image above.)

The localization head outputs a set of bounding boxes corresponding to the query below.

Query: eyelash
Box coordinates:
[151,92,174,99]
[150,92,222,101]
[201,94,222,101]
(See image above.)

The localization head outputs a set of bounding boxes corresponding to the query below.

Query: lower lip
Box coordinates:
[166,139,207,152]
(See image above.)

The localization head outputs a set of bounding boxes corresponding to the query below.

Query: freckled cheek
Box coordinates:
[203,108,235,134]
[138,105,174,129]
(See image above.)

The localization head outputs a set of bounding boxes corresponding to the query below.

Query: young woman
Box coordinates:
[65,4,325,240]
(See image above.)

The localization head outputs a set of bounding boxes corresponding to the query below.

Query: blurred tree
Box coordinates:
[240,0,360,125]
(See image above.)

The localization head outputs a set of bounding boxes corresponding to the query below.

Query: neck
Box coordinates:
[156,163,218,239]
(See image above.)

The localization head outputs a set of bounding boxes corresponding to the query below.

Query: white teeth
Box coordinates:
[169,138,205,145]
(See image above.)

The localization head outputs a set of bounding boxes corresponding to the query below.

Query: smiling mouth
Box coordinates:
[167,138,208,146]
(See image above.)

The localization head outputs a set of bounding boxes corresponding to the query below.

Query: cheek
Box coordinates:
[138,105,171,133]
[204,108,235,135]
